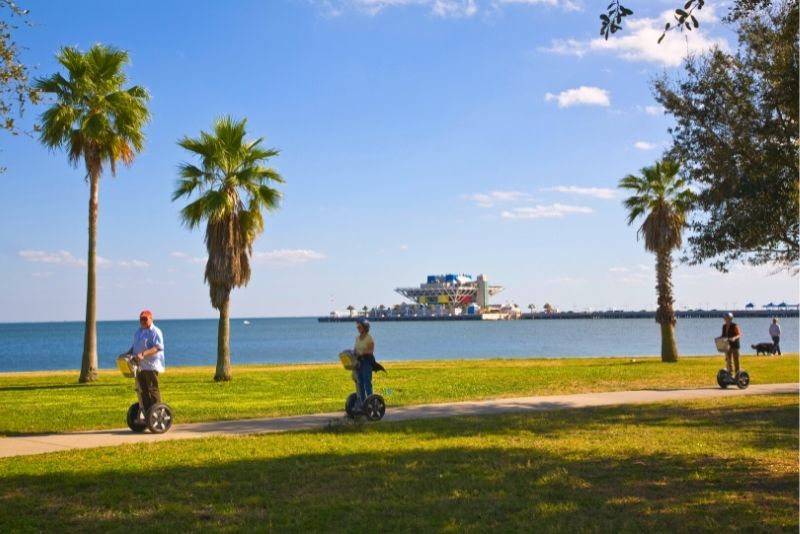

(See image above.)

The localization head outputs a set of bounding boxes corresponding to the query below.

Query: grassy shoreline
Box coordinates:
[1,394,797,532]
[1,354,797,435]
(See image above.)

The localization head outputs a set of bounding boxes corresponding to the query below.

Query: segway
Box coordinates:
[339,351,386,421]
[116,354,173,433]
[716,368,750,389]
[714,336,750,389]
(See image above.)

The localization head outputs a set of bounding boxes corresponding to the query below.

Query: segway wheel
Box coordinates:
[345,393,359,417]
[716,369,730,389]
[127,403,147,432]
[736,371,750,389]
[364,395,386,422]
[146,403,173,434]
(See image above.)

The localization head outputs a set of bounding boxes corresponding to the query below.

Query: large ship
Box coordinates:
[395,273,503,310]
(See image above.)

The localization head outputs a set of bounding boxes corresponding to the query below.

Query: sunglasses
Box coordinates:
[139,317,150,322]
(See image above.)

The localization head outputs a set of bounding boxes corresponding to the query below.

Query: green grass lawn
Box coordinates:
[1,354,797,434]
[0,394,796,533]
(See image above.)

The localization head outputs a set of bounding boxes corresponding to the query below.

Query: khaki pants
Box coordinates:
[725,349,740,374]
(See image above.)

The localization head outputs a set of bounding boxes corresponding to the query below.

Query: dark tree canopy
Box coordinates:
[598,1,779,42]
[652,0,799,272]
[0,1,37,136]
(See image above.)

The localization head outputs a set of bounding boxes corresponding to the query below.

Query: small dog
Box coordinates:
[751,342,776,356]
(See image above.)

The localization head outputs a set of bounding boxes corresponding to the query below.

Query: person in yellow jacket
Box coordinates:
[354,318,385,405]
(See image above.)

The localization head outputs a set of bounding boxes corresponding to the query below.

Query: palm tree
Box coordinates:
[619,159,694,363]
[36,44,150,383]
[173,116,283,381]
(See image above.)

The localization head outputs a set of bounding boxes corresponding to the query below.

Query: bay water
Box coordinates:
[0,316,796,373]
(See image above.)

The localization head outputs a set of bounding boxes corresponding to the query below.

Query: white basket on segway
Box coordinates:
[714,336,730,353]
[338,350,386,421]
[116,353,174,433]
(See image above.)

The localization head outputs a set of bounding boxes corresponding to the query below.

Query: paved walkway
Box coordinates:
[1,383,796,458]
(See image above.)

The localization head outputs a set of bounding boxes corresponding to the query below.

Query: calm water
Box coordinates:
[0,316,796,373]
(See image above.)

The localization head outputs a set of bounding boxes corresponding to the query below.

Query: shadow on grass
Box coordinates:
[0,383,121,392]
[393,394,799,451]
[0,400,797,533]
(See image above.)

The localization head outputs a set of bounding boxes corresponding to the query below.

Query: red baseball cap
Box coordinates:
[139,310,153,318]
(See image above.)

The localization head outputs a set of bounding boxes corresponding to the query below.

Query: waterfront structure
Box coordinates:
[395,273,503,311]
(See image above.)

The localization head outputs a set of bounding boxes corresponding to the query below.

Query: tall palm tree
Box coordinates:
[619,159,694,363]
[173,117,283,381]
[36,45,150,383]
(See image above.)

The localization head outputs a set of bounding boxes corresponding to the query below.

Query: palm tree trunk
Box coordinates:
[215,298,232,381]
[79,171,100,383]
[655,249,679,363]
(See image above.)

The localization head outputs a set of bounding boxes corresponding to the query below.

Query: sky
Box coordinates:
[0,0,796,323]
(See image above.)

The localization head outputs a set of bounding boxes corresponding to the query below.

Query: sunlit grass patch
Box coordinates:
[0,354,796,434]
[1,394,795,533]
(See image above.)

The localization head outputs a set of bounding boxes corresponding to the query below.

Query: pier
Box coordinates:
[318,308,799,323]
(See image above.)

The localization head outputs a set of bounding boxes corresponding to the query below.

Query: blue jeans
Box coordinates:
[356,358,373,402]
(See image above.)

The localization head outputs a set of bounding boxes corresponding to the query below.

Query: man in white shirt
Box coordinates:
[129,310,165,411]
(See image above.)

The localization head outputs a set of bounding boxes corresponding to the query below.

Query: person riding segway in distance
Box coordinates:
[354,317,385,407]
[721,312,742,377]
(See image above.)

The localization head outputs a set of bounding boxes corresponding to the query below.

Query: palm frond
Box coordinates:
[174,116,284,305]
[37,43,150,178]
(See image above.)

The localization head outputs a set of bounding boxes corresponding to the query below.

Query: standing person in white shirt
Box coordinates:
[769,317,782,355]
[128,310,166,412]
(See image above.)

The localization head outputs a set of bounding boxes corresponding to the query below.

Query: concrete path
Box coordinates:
[1,383,796,459]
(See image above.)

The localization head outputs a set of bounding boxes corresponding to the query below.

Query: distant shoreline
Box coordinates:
[319,308,800,322]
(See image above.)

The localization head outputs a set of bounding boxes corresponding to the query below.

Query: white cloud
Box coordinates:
[501,203,594,219]
[97,257,149,269]
[464,190,533,208]
[538,38,589,57]
[343,0,478,17]
[539,7,728,67]
[545,86,610,108]
[19,250,148,269]
[610,264,652,283]
[496,0,581,11]
[317,0,580,16]
[18,250,85,266]
[634,141,657,150]
[253,249,327,264]
[640,105,663,115]
[542,185,617,200]
[171,251,207,265]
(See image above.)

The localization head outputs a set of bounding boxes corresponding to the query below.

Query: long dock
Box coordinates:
[319,309,799,322]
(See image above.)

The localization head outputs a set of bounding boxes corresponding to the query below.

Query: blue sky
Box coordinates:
[1,0,795,322]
